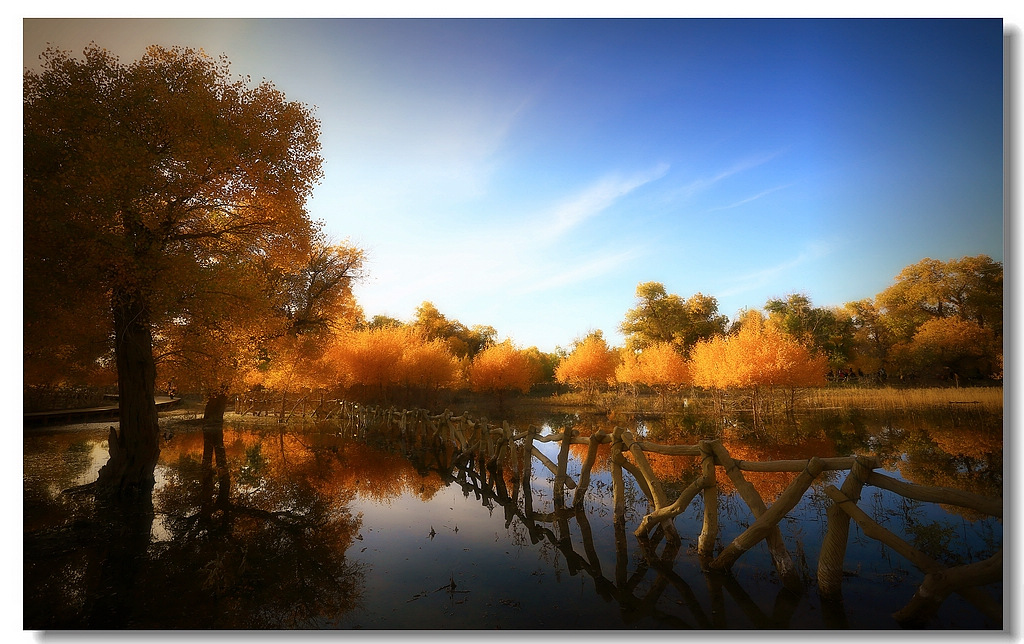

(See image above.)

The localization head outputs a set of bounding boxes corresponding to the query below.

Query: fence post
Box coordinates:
[818,455,875,600]
[698,440,719,558]
[553,428,575,509]
[611,427,626,526]
[573,429,608,508]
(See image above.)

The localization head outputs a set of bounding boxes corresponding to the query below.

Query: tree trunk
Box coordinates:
[203,389,229,423]
[96,290,160,498]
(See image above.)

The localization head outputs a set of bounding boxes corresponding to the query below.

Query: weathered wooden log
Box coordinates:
[573,428,609,507]
[709,440,801,593]
[865,471,1002,518]
[824,485,1002,625]
[621,430,672,510]
[733,456,868,472]
[817,455,875,599]
[611,447,655,505]
[635,442,702,456]
[521,428,536,515]
[733,456,868,473]
[531,446,578,489]
[553,428,577,507]
[534,432,595,446]
[893,549,1002,626]
[634,475,705,537]
[709,457,825,572]
[697,441,719,557]
[611,429,627,526]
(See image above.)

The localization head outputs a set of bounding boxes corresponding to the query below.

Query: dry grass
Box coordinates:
[536,385,1003,418]
[802,386,1003,414]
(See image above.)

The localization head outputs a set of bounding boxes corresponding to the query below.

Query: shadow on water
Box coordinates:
[23,407,1002,630]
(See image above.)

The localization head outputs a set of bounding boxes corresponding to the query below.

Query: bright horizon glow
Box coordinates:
[22,18,1006,353]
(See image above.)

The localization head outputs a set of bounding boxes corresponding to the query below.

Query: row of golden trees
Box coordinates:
[554,312,827,423]
[616,255,1002,385]
[767,254,1002,382]
[228,303,828,420]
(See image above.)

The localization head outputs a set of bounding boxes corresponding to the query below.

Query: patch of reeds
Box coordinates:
[802,386,1002,414]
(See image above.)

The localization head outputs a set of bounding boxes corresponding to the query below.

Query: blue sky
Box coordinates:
[23,17,1006,352]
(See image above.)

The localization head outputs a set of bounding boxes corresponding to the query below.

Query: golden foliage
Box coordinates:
[397,338,462,390]
[468,340,536,394]
[555,334,618,394]
[326,326,408,390]
[24,44,333,405]
[877,255,1003,343]
[246,332,334,393]
[327,326,461,393]
[689,313,828,390]
[615,342,690,388]
[904,316,998,378]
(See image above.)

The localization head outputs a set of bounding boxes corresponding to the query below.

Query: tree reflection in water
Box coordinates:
[23,407,1002,629]
[25,420,366,629]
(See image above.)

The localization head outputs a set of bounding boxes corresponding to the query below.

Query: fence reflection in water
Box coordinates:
[312,401,1002,629]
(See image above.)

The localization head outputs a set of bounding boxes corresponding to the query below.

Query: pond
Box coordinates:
[23,407,1002,630]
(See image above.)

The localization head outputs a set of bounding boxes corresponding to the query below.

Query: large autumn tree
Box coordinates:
[873,255,1002,379]
[24,44,324,497]
[876,255,1003,343]
[238,239,365,418]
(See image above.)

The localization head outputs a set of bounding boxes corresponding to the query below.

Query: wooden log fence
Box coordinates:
[239,397,1002,626]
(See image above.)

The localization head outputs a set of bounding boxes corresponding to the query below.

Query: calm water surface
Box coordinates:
[23,409,1002,630]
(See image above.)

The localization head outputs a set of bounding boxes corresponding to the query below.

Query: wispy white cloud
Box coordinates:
[540,163,670,241]
[515,247,643,295]
[707,182,796,213]
[668,150,787,202]
[718,242,831,297]
[350,162,666,333]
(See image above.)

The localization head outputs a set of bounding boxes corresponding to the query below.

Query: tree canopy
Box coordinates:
[24,44,328,495]
[690,311,828,392]
[619,282,728,355]
[412,301,497,360]
[876,255,1003,342]
[764,293,855,369]
[555,332,619,398]
[468,341,537,404]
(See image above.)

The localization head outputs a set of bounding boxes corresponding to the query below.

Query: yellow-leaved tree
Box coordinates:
[396,337,462,407]
[901,316,999,382]
[327,326,411,403]
[555,332,619,402]
[175,238,364,422]
[25,44,325,496]
[689,312,827,425]
[468,340,537,408]
[615,342,690,408]
[326,326,461,407]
